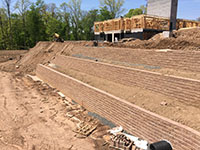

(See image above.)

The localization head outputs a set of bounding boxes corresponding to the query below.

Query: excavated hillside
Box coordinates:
[16,41,93,74]
[11,28,199,76]
[1,37,200,149]
[5,39,198,132]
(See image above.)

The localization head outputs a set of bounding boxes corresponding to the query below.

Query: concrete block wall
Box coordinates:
[36,64,200,150]
[147,0,172,18]
[52,56,200,107]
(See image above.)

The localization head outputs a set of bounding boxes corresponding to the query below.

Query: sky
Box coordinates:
[45,0,200,20]
[0,0,200,20]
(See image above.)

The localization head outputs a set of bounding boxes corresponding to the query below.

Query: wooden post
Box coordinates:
[143,15,146,29]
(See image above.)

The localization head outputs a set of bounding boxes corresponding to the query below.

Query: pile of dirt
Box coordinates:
[16,41,93,74]
[104,28,200,50]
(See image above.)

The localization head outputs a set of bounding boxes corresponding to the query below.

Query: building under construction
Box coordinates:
[94,0,200,42]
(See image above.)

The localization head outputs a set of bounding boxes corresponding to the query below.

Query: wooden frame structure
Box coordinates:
[94,15,200,33]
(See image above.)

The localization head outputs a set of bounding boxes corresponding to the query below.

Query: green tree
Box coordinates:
[124,5,146,18]
[0,0,133,49]
[124,8,143,18]
[82,9,99,40]
[140,5,147,14]
[60,2,71,40]
[46,3,57,17]
[67,0,83,40]
[26,1,47,47]
[11,13,24,49]
[98,6,112,21]
[45,15,63,40]
[0,8,8,49]
[99,0,125,18]
[41,3,63,40]
[15,0,31,49]
[2,0,13,49]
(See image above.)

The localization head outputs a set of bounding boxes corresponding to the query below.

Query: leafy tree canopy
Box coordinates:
[99,0,125,18]
[0,0,149,50]
[124,5,146,18]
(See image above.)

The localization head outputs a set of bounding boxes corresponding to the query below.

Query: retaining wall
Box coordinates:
[52,55,200,107]
[71,47,200,73]
[36,64,200,150]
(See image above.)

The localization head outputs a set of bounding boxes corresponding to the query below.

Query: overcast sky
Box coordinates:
[1,0,200,20]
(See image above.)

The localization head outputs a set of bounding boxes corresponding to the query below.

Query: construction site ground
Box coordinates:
[103,28,200,51]
[0,51,110,150]
[52,47,200,131]
[0,50,27,63]
[0,28,200,149]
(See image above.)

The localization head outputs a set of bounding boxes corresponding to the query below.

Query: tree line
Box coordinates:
[0,0,147,50]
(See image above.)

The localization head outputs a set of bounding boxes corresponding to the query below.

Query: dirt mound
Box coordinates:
[17,41,93,74]
[105,28,200,50]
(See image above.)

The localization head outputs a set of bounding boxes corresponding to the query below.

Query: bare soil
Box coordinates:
[10,41,200,131]
[0,50,27,63]
[16,41,200,80]
[103,28,200,51]
[0,70,110,150]
[54,67,200,132]
[1,37,200,149]
[17,41,93,74]
[67,46,200,80]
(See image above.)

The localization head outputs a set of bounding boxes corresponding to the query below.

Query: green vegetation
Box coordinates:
[99,0,125,18]
[0,0,144,50]
[124,5,146,18]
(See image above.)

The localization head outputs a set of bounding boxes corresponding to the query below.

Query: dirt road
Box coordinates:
[0,71,96,150]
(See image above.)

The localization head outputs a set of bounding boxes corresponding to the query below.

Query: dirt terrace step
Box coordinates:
[72,47,200,73]
[36,64,200,150]
[52,55,200,107]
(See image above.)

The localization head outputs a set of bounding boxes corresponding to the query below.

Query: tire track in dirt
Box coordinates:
[0,71,97,150]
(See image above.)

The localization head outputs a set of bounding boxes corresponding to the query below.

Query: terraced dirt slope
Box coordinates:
[51,55,200,131]
[14,42,200,131]
[17,41,93,73]
[9,41,200,149]
[36,64,200,150]
[16,41,200,78]
[52,56,200,106]
[68,46,200,79]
